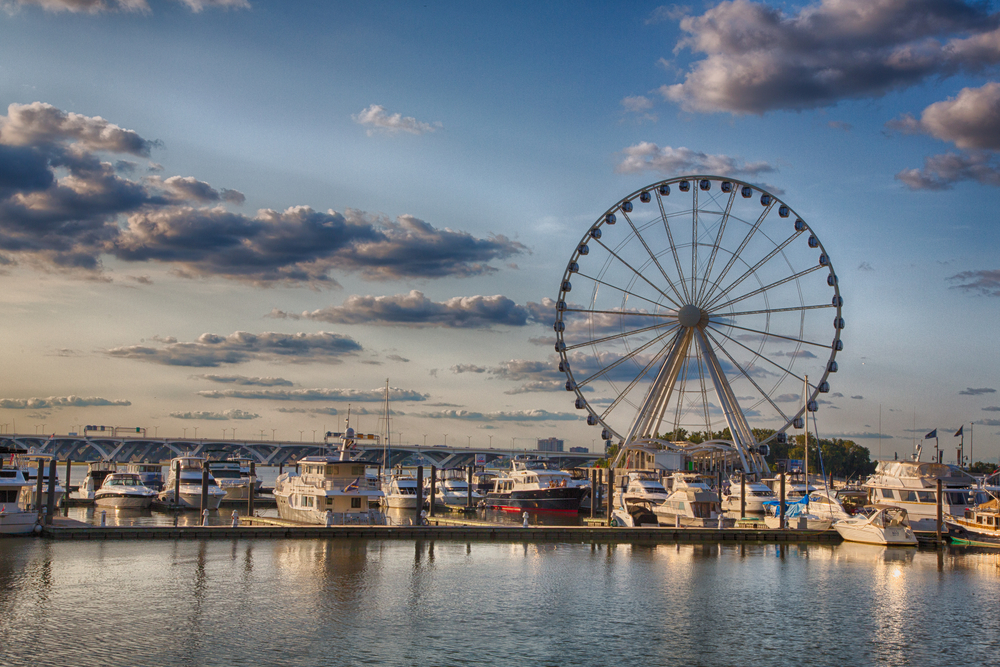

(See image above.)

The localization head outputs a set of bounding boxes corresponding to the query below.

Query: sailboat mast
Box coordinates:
[803,375,809,491]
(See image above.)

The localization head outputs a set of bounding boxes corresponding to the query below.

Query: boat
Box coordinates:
[157,456,227,509]
[610,498,660,527]
[94,472,156,509]
[862,459,976,531]
[801,489,852,522]
[75,460,117,500]
[654,472,731,527]
[0,460,38,535]
[17,454,65,511]
[381,472,420,509]
[615,470,670,506]
[484,456,587,513]
[125,462,164,492]
[833,507,918,545]
[762,472,819,503]
[426,468,481,507]
[472,470,499,496]
[207,459,254,501]
[762,496,833,531]
[945,498,1000,547]
[721,475,776,513]
[272,425,378,524]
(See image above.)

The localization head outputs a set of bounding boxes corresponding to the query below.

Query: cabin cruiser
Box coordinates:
[762,472,819,503]
[17,454,65,511]
[273,426,378,524]
[426,468,481,507]
[802,489,852,521]
[94,472,156,509]
[158,456,227,509]
[615,470,669,506]
[721,475,776,513]
[762,497,833,531]
[611,498,660,528]
[75,460,117,500]
[473,471,499,496]
[125,463,164,492]
[863,460,976,531]
[485,457,587,512]
[833,507,917,546]
[654,472,730,527]
[381,473,420,509]
[208,459,254,501]
[0,464,38,535]
[945,475,1000,546]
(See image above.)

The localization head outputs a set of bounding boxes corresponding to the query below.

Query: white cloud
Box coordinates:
[352,104,441,136]
[616,143,776,176]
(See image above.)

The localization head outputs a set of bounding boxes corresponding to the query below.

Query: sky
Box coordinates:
[0,0,999,462]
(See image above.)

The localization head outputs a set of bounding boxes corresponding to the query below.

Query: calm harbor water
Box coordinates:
[0,538,997,666]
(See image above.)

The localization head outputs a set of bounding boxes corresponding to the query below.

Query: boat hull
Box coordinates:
[945,518,1000,547]
[94,494,153,509]
[0,511,37,535]
[485,487,585,513]
[834,522,916,546]
[274,494,376,524]
[158,488,224,510]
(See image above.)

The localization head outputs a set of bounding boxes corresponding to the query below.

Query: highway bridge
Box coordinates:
[0,433,601,469]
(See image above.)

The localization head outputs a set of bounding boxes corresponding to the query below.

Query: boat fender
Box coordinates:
[522,511,529,528]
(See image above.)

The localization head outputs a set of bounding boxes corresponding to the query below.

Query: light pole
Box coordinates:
[444,433,448,447]
[272,428,276,441]
[193,427,198,439]
[422,434,427,447]
[312,430,317,442]
[467,435,472,447]
[233,428,237,440]
[222,428,227,439]
[154,426,159,437]
[183,427,187,438]
[488,435,493,448]
[299,430,304,441]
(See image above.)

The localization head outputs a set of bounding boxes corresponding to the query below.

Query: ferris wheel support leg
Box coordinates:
[619,328,692,449]
[695,329,760,476]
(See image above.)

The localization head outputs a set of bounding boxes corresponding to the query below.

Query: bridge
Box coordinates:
[0,434,601,469]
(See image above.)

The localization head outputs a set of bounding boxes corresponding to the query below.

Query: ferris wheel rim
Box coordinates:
[554,174,843,447]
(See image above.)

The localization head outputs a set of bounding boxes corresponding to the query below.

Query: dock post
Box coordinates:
[779,472,786,528]
[429,465,436,517]
[45,459,57,524]
[34,461,44,518]
[466,466,473,508]
[200,463,209,515]
[173,460,181,509]
[590,469,596,519]
[415,466,424,524]
[606,467,613,525]
[936,478,943,545]
[740,473,746,519]
[248,461,255,516]
[279,463,283,476]
[64,459,72,510]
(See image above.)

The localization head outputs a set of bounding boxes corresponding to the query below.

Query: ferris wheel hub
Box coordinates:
[677,304,704,328]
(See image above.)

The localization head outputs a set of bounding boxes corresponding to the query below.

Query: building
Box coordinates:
[569,446,588,453]
[537,437,564,452]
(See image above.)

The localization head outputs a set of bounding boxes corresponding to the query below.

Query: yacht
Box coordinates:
[802,489,852,522]
[208,459,254,501]
[273,426,378,524]
[945,476,1000,546]
[94,472,156,509]
[654,472,730,527]
[762,497,833,531]
[125,463,164,492]
[485,457,587,513]
[158,456,226,509]
[863,460,976,531]
[381,472,420,509]
[75,460,117,500]
[611,498,660,528]
[762,472,819,502]
[615,470,670,506]
[833,507,917,546]
[721,475,776,513]
[426,468,481,507]
[0,463,38,535]
[17,454,65,511]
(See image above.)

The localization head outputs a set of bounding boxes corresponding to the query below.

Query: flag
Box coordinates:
[925,429,937,439]
[343,477,360,492]
[954,425,963,437]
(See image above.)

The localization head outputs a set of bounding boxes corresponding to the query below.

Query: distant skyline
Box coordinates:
[1,0,999,462]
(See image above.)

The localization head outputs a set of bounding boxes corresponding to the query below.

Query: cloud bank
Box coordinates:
[0,395,131,409]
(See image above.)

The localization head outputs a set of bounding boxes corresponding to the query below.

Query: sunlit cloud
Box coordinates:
[170,409,259,420]
[197,387,428,402]
[0,395,131,408]
[352,104,441,136]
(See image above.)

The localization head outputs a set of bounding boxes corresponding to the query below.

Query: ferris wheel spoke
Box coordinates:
[574,272,683,311]
[703,229,804,311]
[595,333,679,420]
[657,192,692,303]
[563,318,678,350]
[699,200,775,308]
[704,325,806,385]
[708,264,825,313]
[619,212,688,308]
[695,188,737,304]
[691,186,699,300]
[709,320,831,350]
[573,325,680,387]
[724,303,834,318]
[591,237,683,308]
[704,328,794,424]
[694,351,713,436]
[564,307,673,319]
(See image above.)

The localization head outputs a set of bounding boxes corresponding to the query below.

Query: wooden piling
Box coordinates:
[740,473,746,519]
[779,472,786,527]
[415,465,424,524]
[173,460,181,508]
[429,465,436,517]
[200,463,209,514]
[248,461,256,516]
[45,459,57,525]
[34,461,44,519]
[936,478,943,545]
[466,466,473,508]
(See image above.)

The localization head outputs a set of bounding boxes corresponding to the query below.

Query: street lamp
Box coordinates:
[444,433,448,447]
[488,435,493,448]
[422,434,427,447]
[153,426,159,437]
[312,430,317,442]
[467,435,472,447]
[272,428,276,441]
[183,428,187,438]
[222,428,227,439]
[299,430,304,441]
[193,427,198,439]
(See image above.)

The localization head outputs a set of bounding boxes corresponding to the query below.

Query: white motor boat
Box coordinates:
[125,463,164,492]
[762,497,833,531]
[484,456,587,513]
[0,463,38,535]
[207,459,254,501]
[611,498,660,528]
[382,473,420,509]
[833,507,917,546]
[158,456,227,509]
[17,454,65,511]
[654,472,731,527]
[803,489,852,522]
[721,475,776,513]
[862,459,976,531]
[762,472,820,503]
[615,470,669,506]
[426,469,481,507]
[273,426,378,524]
[94,472,156,509]
[75,460,117,500]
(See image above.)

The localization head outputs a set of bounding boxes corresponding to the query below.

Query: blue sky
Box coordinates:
[0,0,999,462]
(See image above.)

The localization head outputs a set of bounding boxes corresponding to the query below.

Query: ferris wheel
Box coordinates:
[554,175,843,474]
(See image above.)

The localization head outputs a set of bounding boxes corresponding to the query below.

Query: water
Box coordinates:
[0,538,997,666]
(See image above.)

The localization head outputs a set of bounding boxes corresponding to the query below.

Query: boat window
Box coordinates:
[916,491,935,502]
[880,489,896,500]
[0,490,18,502]
[353,466,365,475]
[901,491,917,502]
[351,497,362,509]
[947,492,967,505]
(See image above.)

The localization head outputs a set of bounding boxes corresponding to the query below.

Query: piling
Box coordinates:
[779,472,786,528]
[466,466,473,508]
[740,473,746,519]
[45,459,57,525]
[34,462,44,519]
[247,461,256,516]
[64,459,72,499]
[173,460,181,508]
[415,466,424,523]
[936,478,943,544]
[605,468,613,523]
[590,469,596,519]
[200,463,209,514]
[429,466,436,517]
